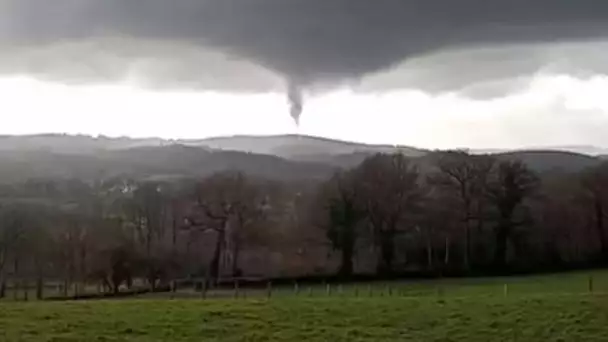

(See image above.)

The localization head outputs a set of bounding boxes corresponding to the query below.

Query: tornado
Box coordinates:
[287,82,303,126]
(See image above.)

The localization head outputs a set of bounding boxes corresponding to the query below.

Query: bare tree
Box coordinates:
[315,170,364,277]
[431,151,496,270]
[354,153,424,274]
[115,181,172,290]
[187,171,272,281]
[0,202,52,299]
[486,160,539,269]
[0,205,28,298]
[580,162,608,261]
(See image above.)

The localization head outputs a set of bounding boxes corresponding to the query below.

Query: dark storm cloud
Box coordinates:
[1,0,608,92]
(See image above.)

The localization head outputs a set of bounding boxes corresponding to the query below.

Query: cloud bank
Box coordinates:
[2,0,608,124]
[1,0,608,89]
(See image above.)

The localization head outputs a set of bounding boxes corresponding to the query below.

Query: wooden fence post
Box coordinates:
[170,281,177,299]
[326,283,331,296]
[234,280,240,299]
[503,284,509,297]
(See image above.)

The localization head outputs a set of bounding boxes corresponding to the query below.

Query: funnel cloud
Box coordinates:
[1,0,608,119]
[287,82,304,125]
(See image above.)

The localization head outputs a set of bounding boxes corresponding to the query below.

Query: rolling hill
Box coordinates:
[186,134,427,160]
[0,134,604,182]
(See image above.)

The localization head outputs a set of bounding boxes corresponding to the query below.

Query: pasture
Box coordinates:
[2,270,608,341]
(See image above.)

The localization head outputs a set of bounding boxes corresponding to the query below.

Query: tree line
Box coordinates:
[1,151,607,296]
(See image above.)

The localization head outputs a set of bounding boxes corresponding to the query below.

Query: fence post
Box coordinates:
[266,281,272,299]
[326,283,331,296]
[388,286,393,297]
[294,282,299,296]
[170,281,177,299]
[234,280,240,299]
[307,286,313,297]
[354,285,359,297]
[503,284,509,297]
[589,275,594,293]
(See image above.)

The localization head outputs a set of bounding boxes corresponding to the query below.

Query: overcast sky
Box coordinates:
[1,0,608,149]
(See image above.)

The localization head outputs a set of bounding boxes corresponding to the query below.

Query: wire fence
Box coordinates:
[0,272,606,302]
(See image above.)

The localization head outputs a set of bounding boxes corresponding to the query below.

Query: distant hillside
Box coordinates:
[188,134,427,160]
[496,150,602,173]
[0,145,335,183]
[0,134,166,154]
[0,134,604,182]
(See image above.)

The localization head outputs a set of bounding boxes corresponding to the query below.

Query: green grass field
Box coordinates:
[2,270,608,341]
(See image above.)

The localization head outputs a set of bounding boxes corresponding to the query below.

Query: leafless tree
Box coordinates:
[431,151,496,270]
[486,160,539,269]
[580,162,608,261]
[187,171,273,281]
[314,170,364,277]
[354,153,424,274]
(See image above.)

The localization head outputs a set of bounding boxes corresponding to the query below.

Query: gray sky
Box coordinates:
[1,0,608,148]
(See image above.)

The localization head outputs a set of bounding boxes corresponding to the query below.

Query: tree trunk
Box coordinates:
[172,204,178,260]
[0,251,5,299]
[63,278,69,297]
[0,279,5,299]
[209,227,226,282]
[36,277,43,300]
[339,241,354,278]
[377,231,395,275]
[444,236,451,265]
[463,222,470,270]
[426,233,434,271]
[462,198,472,271]
[79,246,87,295]
[231,241,242,278]
[594,199,608,260]
[494,224,509,269]
[13,256,20,300]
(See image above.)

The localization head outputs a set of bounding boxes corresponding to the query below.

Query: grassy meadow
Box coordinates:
[2,270,608,341]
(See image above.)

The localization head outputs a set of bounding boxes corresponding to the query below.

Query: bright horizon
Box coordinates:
[2,72,608,151]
